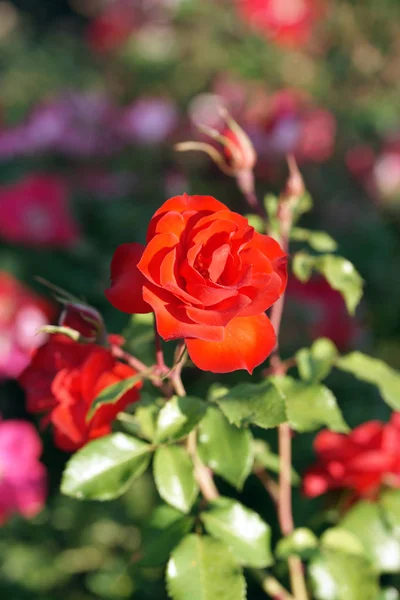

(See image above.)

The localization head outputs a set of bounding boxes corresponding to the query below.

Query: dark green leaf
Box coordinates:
[87,373,144,421]
[291,228,338,252]
[61,433,152,500]
[198,407,253,490]
[209,381,287,429]
[296,338,338,383]
[340,501,400,573]
[309,549,379,600]
[336,352,400,410]
[200,497,272,568]
[153,446,198,514]
[140,505,194,567]
[253,439,300,485]
[273,377,348,433]
[167,535,246,600]
[155,396,207,443]
[276,528,318,559]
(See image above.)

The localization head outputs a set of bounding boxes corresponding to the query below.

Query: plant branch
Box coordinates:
[250,569,295,600]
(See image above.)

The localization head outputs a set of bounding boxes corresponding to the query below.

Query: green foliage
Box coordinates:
[86,374,144,421]
[117,393,161,441]
[292,252,364,314]
[198,406,253,490]
[340,500,400,573]
[200,497,273,568]
[276,528,319,560]
[291,228,338,252]
[61,434,152,500]
[296,338,338,383]
[320,528,366,557]
[155,396,207,443]
[166,535,246,600]
[153,446,198,513]
[252,439,300,485]
[309,549,380,600]
[208,381,287,429]
[140,505,194,567]
[273,376,349,432]
[337,352,400,410]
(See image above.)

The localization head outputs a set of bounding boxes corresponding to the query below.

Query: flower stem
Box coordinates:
[250,569,295,600]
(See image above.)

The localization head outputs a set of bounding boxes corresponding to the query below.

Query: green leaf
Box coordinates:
[198,407,253,490]
[292,252,364,315]
[309,549,380,600]
[200,497,272,568]
[210,381,287,429]
[87,373,144,421]
[263,194,279,235]
[61,433,152,500]
[320,528,366,557]
[293,191,313,221]
[273,377,349,433]
[336,352,400,410]
[245,214,264,233]
[155,396,207,443]
[153,446,198,514]
[167,535,246,600]
[380,489,400,536]
[291,228,338,252]
[340,501,400,573]
[252,439,300,485]
[140,505,194,567]
[296,338,338,383]
[117,392,161,441]
[276,528,318,559]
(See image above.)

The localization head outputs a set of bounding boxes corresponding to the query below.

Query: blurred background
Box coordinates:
[0,0,400,598]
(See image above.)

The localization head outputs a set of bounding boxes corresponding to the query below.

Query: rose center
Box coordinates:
[194,254,210,279]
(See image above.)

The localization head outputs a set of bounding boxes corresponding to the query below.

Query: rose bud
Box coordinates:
[175,109,257,196]
[59,302,106,343]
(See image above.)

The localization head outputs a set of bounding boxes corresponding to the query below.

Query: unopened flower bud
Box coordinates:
[59,302,106,343]
[283,154,305,201]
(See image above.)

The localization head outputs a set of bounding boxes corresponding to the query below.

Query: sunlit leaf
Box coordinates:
[291,228,338,252]
[153,446,198,514]
[276,528,318,559]
[167,535,246,600]
[198,407,253,490]
[296,338,338,383]
[61,433,152,500]
[201,497,272,567]
[155,396,207,443]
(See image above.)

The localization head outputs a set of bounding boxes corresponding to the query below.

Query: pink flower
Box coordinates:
[0,272,55,379]
[119,97,178,145]
[0,419,47,524]
[237,0,323,47]
[0,174,80,247]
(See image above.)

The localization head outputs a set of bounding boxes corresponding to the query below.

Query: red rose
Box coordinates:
[237,0,323,48]
[106,194,287,373]
[19,335,141,452]
[302,414,400,501]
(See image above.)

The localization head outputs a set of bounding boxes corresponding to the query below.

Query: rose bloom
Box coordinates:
[0,174,79,247]
[0,419,47,524]
[19,333,142,452]
[106,194,287,373]
[0,272,55,380]
[237,0,323,47]
[303,414,400,501]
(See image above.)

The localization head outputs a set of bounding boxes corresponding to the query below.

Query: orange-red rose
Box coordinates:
[19,334,141,452]
[106,194,287,373]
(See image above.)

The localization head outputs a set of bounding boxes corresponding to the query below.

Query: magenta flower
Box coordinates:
[0,173,80,247]
[0,419,47,524]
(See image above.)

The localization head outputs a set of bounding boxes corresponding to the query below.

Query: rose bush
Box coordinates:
[106,193,287,373]
[303,413,400,501]
[19,334,142,452]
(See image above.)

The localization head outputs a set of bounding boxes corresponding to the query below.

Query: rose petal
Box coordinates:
[185,313,276,373]
[105,243,151,314]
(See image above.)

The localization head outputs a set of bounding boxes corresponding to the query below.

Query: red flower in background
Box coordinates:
[237,0,323,47]
[87,2,137,53]
[303,414,400,501]
[284,275,359,351]
[0,272,55,380]
[0,174,79,247]
[19,333,142,452]
[106,194,287,373]
[0,419,47,523]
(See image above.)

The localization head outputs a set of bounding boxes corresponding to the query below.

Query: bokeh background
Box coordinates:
[1,0,400,598]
